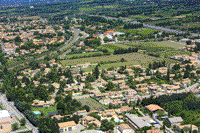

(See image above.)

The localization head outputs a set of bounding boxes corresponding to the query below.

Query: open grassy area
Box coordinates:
[77,97,107,110]
[157,50,190,58]
[124,41,185,50]
[31,105,57,117]
[62,51,103,59]
[115,28,159,36]
[60,52,180,69]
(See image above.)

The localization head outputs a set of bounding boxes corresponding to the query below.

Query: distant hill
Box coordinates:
[0,0,81,8]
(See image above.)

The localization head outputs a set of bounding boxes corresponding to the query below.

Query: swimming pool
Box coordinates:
[115,118,121,122]
[33,111,41,115]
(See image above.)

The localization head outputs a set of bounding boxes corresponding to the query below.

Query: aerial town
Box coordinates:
[0,0,200,133]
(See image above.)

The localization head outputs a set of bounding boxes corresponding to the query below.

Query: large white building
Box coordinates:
[0,110,11,119]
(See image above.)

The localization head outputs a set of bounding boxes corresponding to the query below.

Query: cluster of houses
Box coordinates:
[0,110,14,133]
[0,19,65,56]
[55,104,199,133]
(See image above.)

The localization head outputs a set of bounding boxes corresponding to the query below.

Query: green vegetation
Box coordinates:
[0,104,3,110]
[60,52,180,69]
[77,97,107,110]
[62,51,104,60]
[141,92,200,128]
[31,105,57,117]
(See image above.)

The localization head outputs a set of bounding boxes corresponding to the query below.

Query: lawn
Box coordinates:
[60,52,180,69]
[31,105,57,117]
[124,41,185,50]
[62,51,103,59]
[77,97,107,110]
[157,50,190,58]
[115,28,159,36]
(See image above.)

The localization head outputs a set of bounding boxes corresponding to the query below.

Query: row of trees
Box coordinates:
[148,60,166,70]
[113,47,138,55]
[123,23,143,29]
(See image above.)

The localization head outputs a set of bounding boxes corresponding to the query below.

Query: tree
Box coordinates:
[120,58,125,62]
[20,118,26,126]
[186,40,192,45]
[106,81,115,91]
[38,118,59,133]
[84,105,90,112]
[29,60,39,70]
[163,119,171,128]
[157,110,165,116]
[103,37,110,43]
[166,69,170,81]
[100,119,114,131]
[12,123,18,131]
[93,66,100,79]
[172,125,177,131]
[14,36,22,42]
[0,53,7,65]
[86,73,95,82]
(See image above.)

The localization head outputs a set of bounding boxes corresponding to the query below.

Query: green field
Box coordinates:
[115,28,159,36]
[60,52,180,69]
[124,41,185,50]
[157,50,190,58]
[31,105,57,116]
[62,51,103,59]
[77,97,107,110]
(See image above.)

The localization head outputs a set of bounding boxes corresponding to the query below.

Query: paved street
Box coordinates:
[0,94,38,133]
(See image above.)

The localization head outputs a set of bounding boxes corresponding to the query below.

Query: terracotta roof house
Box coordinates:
[176,124,198,132]
[115,106,132,114]
[145,104,164,113]
[118,124,135,133]
[32,99,55,107]
[102,109,116,117]
[81,116,101,127]
[58,121,77,132]
[146,127,164,133]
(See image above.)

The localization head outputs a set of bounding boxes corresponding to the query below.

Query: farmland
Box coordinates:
[123,41,185,50]
[60,52,180,69]
[115,28,159,36]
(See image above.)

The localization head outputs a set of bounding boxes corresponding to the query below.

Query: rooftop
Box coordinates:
[58,121,76,128]
[145,104,164,112]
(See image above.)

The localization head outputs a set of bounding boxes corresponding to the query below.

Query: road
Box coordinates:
[59,28,88,59]
[0,94,39,133]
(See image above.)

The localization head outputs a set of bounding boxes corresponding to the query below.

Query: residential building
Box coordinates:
[58,121,77,132]
[166,117,183,126]
[126,114,151,130]
[118,124,135,133]
[145,104,165,113]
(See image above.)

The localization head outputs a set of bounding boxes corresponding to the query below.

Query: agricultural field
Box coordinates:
[157,50,190,58]
[124,41,185,50]
[60,52,180,69]
[62,51,104,59]
[77,97,107,110]
[115,28,159,36]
